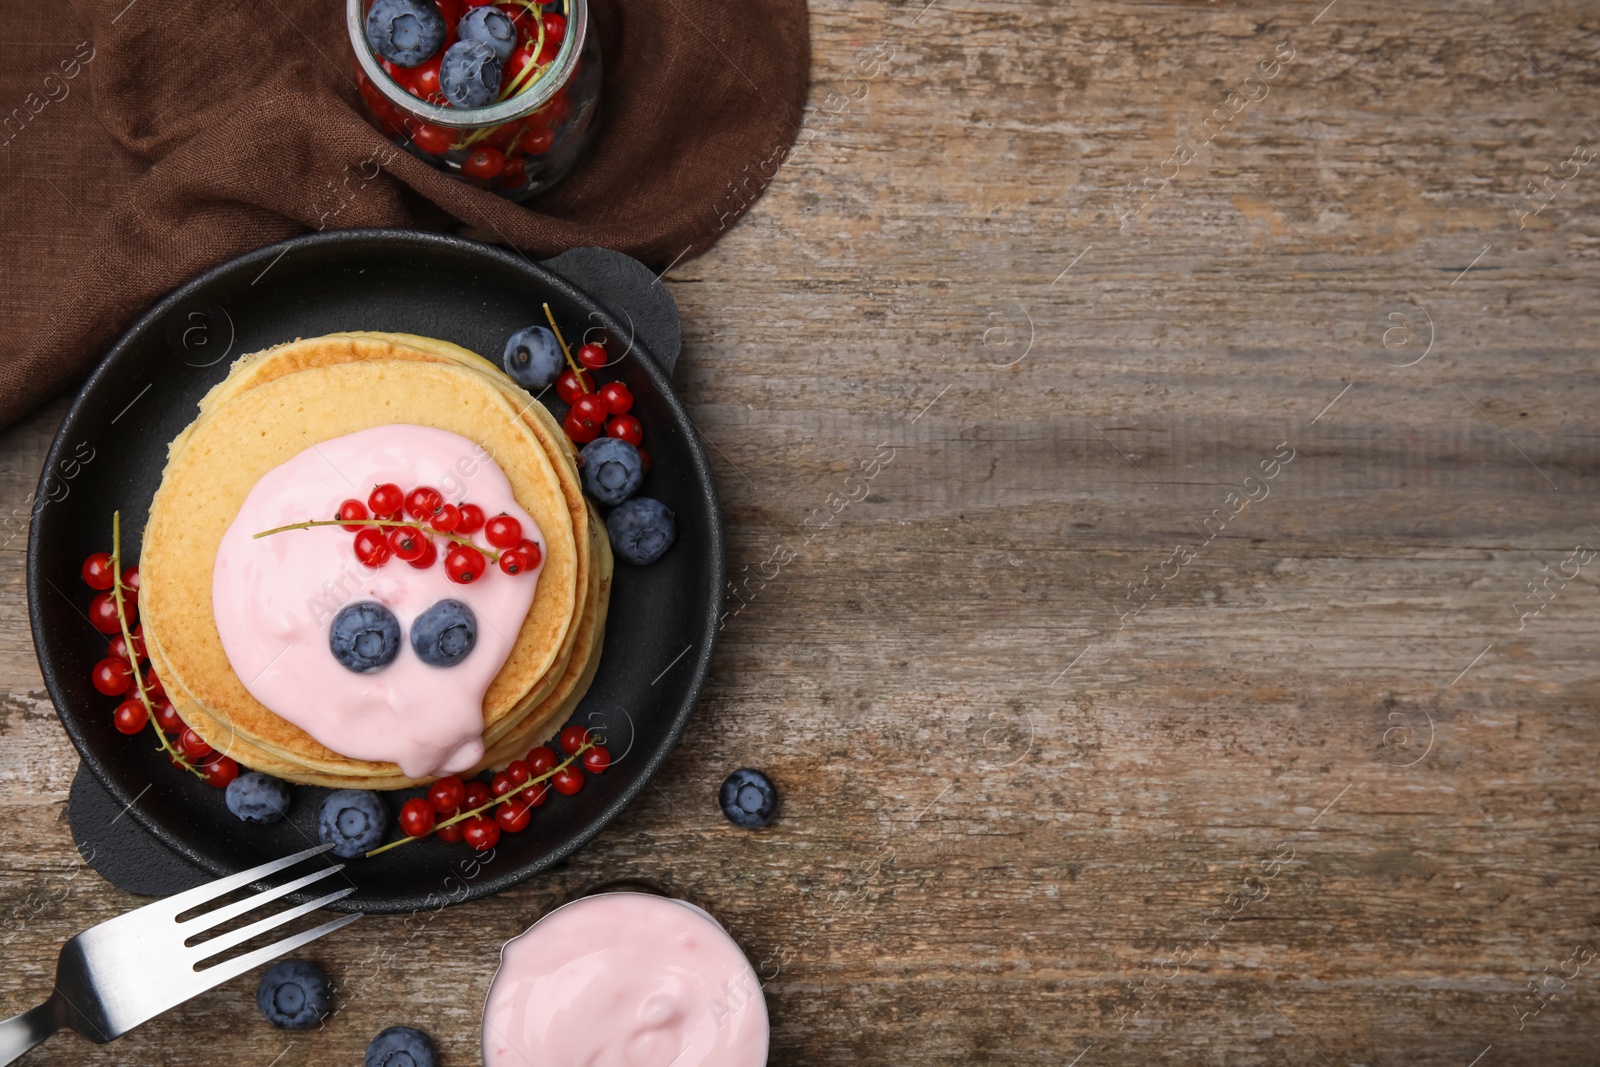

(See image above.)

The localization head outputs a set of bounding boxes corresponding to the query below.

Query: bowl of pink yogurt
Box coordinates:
[481,890,769,1066]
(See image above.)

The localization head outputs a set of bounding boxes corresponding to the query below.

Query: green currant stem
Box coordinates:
[364,740,599,858]
[111,511,203,778]
[543,301,591,393]
[251,517,504,563]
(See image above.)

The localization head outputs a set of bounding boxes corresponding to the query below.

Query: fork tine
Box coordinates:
[181,864,347,934]
[190,887,355,965]
[185,911,363,993]
[151,843,337,920]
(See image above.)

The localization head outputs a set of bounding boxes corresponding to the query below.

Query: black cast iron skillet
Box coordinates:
[26,230,722,913]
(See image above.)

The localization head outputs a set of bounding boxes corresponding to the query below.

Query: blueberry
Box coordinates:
[318,789,387,858]
[410,599,477,668]
[457,6,517,63]
[366,1026,439,1067]
[330,601,401,673]
[364,0,446,68]
[439,39,502,109]
[225,772,291,825]
[501,325,562,389]
[580,438,645,506]
[256,960,331,1030]
[606,497,676,565]
[719,768,777,828]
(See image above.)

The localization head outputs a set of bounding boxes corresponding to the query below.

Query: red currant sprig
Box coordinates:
[366,728,612,857]
[541,307,646,453]
[101,512,208,780]
[252,489,540,587]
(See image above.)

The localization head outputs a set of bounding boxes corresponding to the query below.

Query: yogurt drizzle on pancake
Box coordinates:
[212,424,543,779]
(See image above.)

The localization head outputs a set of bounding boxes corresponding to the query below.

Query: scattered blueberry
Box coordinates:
[318,790,388,858]
[439,39,502,108]
[256,960,331,1030]
[457,6,517,62]
[502,325,563,389]
[580,438,645,507]
[364,0,446,68]
[330,601,401,673]
[606,497,676,565]
[366,1026,439,1067]
[719,768,777,828]
[225,772,291,825]
[410,599,477,668]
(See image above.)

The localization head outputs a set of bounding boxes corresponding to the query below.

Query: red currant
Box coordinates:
[456,503,486,535]
[498,547,530,576]
[82,552,115,590]
[576,343,607,370]
[153,700,183,734]
[368,483,405,518]
[112,699,147,735]
[524,781,549,807]
[337,499,370,531]
[429,775,466,814]
[490,771,515,797]
[541,12,566,42]
[464,780,492,809]
[516,539,543,570]
[436,817,465,843]
[607,414,644,446]
[484,514,523,549]
[563,411,602,443]
[504,44,538,86]
[407,537,438,570]
[87,592,126,634]
[200,754,239,789]
[179,727,213,760]
[525,746,557,776]
[108,631,145,665]
[495,799,532,832]
[520,125,555,155]
[120,566,141,594]
[91,657,131,696]
[505,759,531,786]
[411,122,454,155]
[143,668,165,702]
[498,156,529,189]
[462,815,500,851]
[387,525,429,562]
[445,544,486,584]
[430,503,461,533]
[551,765,584,796]
[354,526,391,567]
[555,368,587,404]
[405,487,444,521]
[582,745,612,773]
[399,797,436,837]
[409,54,443,99]
[558,724,591,755]
[536,39,560,65]
[597,381,633,415]
[541,93,570,125]
[572,393,608,426]
[463,146,505,180]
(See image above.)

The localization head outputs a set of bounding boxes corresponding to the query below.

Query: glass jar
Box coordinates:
[347,0,601,201]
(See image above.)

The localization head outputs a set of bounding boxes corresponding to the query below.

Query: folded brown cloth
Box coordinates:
[0,0,807,429]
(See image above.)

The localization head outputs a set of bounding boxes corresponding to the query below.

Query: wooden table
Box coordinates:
[4,0,1599,1063]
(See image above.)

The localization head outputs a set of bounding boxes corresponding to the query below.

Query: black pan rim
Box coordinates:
[26,228,724,913]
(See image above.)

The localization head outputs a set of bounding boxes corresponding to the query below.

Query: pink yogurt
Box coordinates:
[482,892,769,1067]
[211,424,543,779]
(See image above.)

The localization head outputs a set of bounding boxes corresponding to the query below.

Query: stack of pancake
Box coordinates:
[139,332,612,789]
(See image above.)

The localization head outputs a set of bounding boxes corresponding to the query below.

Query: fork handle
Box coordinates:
[0,999,61,1066]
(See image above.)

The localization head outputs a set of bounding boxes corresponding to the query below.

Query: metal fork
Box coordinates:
[0,842,360,1064]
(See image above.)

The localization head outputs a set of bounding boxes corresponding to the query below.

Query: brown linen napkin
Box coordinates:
[0,0,807,429]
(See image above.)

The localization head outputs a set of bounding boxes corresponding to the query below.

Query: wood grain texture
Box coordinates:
[3,0,1600,1063]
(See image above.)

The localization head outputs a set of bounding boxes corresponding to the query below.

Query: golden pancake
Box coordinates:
[140,355,589,787]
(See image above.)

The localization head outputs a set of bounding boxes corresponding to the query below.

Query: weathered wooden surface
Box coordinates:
[4,0,1600,1063]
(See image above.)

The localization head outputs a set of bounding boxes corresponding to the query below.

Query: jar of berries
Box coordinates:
[348,0,601,200]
